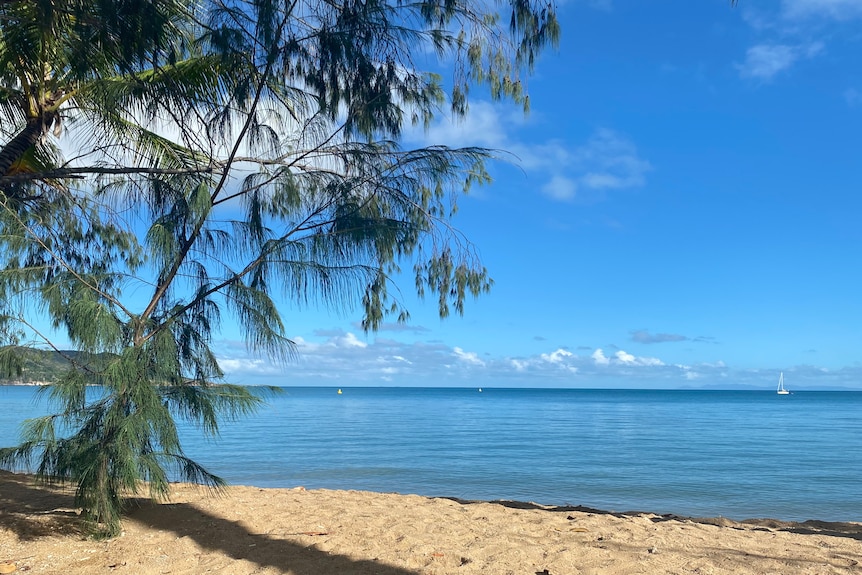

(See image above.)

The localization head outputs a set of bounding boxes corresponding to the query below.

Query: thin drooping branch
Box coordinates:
[0,198,137,322]
[136,11,291,336]
[0,165,220,183]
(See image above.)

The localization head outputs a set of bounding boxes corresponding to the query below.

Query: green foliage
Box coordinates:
[0,362,267,536]
[0,347,110,383]
[0,0,559,537]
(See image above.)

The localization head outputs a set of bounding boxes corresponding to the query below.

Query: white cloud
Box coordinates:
[542,175,578,201]
[541,348,574,363]
[296,331,368,352]
[525,129,651,202]
[614,350,664,367]
[217,358,282,375]
[782,0,862,20]
[413,100,514,149]
[405,102,650,203]
[737,44,798,80]
[737,42,824,80]
[336,332,368,348]
[593,348,664,367]
[741,7,779,31]
[215,332,862,389]
[578,0,613,10]
[591,349,610,366]
[516,139,571,171]
[510,359,529,371]
[453,346,485,366]
[581,173,627,190]
[739,0,850,83]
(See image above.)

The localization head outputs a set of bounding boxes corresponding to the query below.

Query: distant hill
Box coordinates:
[0,347,113,384]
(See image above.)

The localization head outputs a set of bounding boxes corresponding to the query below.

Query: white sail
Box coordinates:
[777,372,790,395]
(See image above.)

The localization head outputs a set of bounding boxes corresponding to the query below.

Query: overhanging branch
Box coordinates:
[0,165,220,183]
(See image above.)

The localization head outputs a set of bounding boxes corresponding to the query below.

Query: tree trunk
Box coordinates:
[0,113,56,177]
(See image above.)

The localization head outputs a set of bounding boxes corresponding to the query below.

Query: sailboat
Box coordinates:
[777,372,790,395]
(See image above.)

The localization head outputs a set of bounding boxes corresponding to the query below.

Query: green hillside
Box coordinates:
[0,347,112,384]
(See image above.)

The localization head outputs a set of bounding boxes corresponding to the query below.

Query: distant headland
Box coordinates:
[0,347,112,386]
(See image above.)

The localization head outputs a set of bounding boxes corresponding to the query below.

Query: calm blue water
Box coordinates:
[2,386,861,522]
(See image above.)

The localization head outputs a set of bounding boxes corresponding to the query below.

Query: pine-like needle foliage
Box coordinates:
[0,0,559,536]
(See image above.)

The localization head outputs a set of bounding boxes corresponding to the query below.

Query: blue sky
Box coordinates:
[218,0,862,389]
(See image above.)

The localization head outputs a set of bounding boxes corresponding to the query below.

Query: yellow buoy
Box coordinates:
[337,388,342,394]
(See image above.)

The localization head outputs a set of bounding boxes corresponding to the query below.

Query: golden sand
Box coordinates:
[1,471,860,574]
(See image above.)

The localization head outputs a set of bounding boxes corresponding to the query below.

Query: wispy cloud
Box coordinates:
[579,0,613,11]
[737,0,857,82]
[351,321,431,334]
[513,128,651,202]
[738,44,796,79]
[737,42,823,80]
[630,329,688,344]
[782,0,862,20]
[405,101,651,203]
[542,175,579,201]
[844,88,862,106]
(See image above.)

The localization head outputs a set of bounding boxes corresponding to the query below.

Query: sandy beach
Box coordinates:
[1,471,860,574]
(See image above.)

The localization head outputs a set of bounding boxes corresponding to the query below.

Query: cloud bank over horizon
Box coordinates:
[214,328,862,390]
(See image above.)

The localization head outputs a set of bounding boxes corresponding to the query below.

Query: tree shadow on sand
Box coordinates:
[0,470,85,540]
[125,496,421,575]
[1,472,419,575]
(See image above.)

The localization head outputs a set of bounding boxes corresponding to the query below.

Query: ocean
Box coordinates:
[1,386,860,523]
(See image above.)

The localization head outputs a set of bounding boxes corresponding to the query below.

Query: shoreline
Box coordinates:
[0,380,51,386]
[2,472,861,574]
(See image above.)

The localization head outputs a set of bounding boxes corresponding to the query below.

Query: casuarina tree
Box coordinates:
[0,0,559,536]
